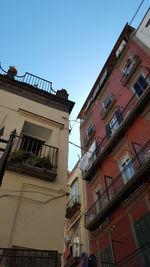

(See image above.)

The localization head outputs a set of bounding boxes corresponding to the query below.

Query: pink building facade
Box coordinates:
[78,12,150,266]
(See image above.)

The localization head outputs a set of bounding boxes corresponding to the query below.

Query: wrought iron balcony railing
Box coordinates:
[85,140,150,229]
[98,92,138,151]
[0,248,60,267]
[0,64,56,95]
[9,135,59,171]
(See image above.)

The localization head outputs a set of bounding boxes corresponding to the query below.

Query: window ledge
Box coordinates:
[100,97,116,120]
[6,163,57,182]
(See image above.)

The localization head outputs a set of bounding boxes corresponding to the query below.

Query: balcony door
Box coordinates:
[133,75,148,97]
[120,153,135,184]
[94,186,103,215]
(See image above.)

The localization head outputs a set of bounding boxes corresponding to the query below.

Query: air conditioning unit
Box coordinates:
[144,150,150,161]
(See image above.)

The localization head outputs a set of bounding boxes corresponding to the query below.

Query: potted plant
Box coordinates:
[7,66,17,79]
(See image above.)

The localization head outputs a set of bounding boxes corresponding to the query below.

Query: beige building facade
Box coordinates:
[0,66,74,257]
[63,162,89,266]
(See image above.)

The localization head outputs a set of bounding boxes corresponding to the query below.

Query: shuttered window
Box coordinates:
[134,213,150,267]
[105,108,122,138]
[100,245,114,267]
[134,212,150,246]
[133,75,148,97]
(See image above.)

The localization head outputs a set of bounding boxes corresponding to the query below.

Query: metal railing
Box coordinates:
[98,93,138,152]
[9,135,58,171]
[67,195,80,208]
[117,241,150,267]
[0,248,59,267]
[85,140,150,227]
[0,64,56,95]
[83,87,149,175]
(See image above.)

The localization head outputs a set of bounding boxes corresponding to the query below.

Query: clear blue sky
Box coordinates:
[1,0,149,170]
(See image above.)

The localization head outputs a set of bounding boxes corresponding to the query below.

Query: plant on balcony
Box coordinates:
[8,151,53,170]
[7,66,17,79]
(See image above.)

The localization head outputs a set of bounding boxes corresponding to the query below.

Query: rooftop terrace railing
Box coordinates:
[0,64,56,95]
[85,140,150,228]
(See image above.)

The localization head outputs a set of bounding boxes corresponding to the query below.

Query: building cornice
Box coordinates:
[0,75,75,114]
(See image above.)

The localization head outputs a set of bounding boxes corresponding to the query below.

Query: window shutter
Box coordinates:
[100,245,114,266]
[134,213,150,247]
[138,75,148,89]
[115,108,123,125]
[105,124,112,138]
[134,82,143,97]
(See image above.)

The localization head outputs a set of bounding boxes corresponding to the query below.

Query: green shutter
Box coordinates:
[100,245,114,267]
[134,212,150,247]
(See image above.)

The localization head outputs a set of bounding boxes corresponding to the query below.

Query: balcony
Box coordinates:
[64,243,81,267]
[65,195,80,219]
[121,55,141,86]
[0,248,60,267]
[85,140,150,231]
[100,94,116,120]
[82,84,150,181]
[7,135,58,182]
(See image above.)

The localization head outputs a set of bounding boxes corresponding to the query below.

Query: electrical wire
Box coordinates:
[129,0,145,25]
[69,140,125,166]
[0,189,68,196]
[0,193,68,205]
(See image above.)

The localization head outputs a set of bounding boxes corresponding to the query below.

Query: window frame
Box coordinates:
[132,74,149,98]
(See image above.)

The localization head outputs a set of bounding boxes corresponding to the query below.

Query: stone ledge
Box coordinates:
[6,163,57,182]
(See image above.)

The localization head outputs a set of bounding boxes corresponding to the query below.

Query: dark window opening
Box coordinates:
[20,135,44,155]
[133,75,148,97]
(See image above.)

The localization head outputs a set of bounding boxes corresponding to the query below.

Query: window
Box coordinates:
[94,186,103,214]
[20,135,44,155]
[120,153,135,183]
[133,75,148,97]
[105,109,122,138]
[71,181,78,203]
[87,124,95,138]
[100,245,114,267]
[134,213,150,266]
[122,158,135,180]
[109,115,120,133]
[103,95,112,110]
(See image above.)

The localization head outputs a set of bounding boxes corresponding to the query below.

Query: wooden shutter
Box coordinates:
[134,212,150,247]
[100,245,114,266]
[105,124,112,139]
